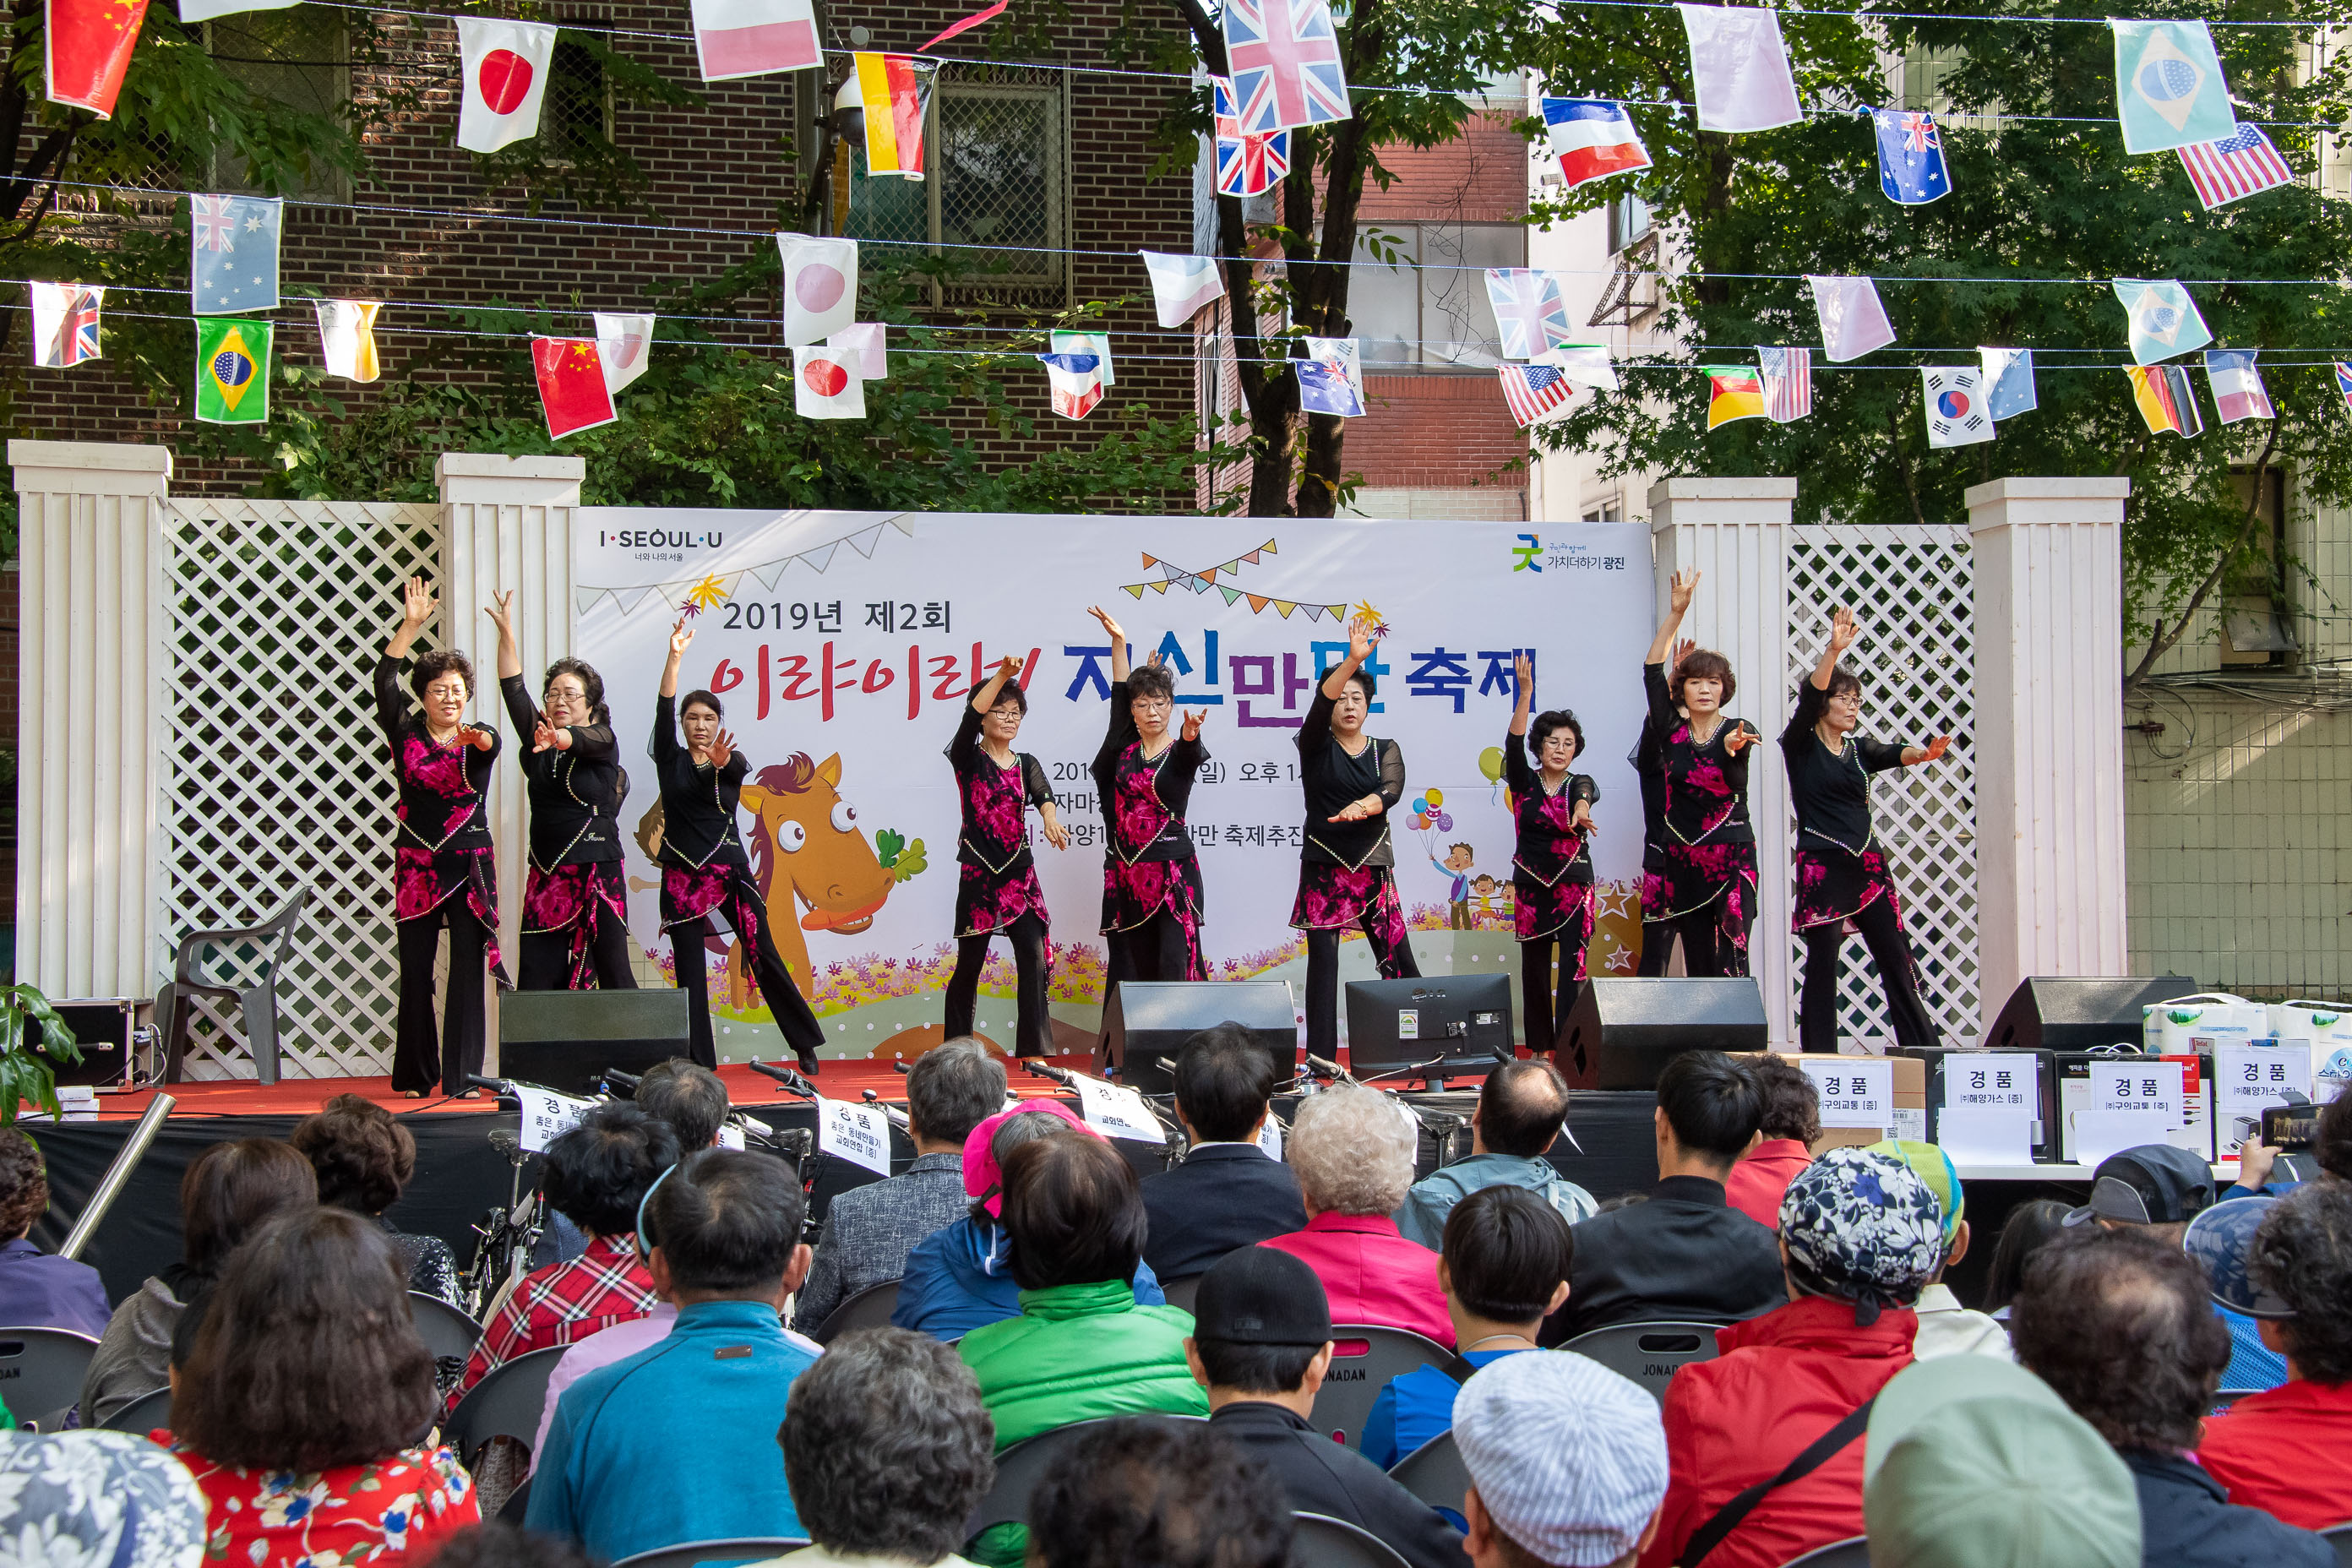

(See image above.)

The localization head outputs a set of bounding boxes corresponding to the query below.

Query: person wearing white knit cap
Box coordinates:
[1451,1351,1668,1568]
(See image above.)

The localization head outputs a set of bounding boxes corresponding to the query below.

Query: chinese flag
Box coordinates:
[531,338,618,439]
[47,0,149,117]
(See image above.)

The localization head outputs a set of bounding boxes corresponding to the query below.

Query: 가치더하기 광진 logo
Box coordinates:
[1511,534,1630,575]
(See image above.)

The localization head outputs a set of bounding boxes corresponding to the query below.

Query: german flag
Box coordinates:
[2128,364,2204,438]
[855,52,938,178]
[1706,365,1766,429]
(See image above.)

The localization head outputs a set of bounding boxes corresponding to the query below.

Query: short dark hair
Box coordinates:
[0,1129,48,1240]
[1478,1059,1570,1158]
[1745,1054,1821,1144]
[181,1139,318,1277]
[1443,1185,1572,1323]
[1654,1051,1763,1166]
[1982,1197,2071,1317]
[906,1039,1008,1150]
[635,1059,731,1152]
[1000,1134,1146,1292]
[1173,1024,1279,1143]
[422,1522,604,1568]
[543,656,610,726]
[1825,666,1863,702]
[1191,1337,1321,1396]
[680,689,724,720]
[1670,649,1738,706]
[543,1102,680,1237]
[2252,1181,2352,1384]
[173,1206,437,1471]
[1028,1417,1293,1568]
[291,1092,417,1215]
[1527,710,1584,761]
[410,648,475,702]
[1338,667,1375,700]
[647,1148,804,1293]
[2010,1227,2228,1452]
[2317,1091,2352,1182]
[1128,664,1176,705]
[974,680,1029,715]
[784,1327,995,1559]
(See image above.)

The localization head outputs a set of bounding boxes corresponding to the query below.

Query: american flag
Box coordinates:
[191,194,239,253]
[1211,75,1289,197]
[1760,346,1812,422]
[1222,0,1350,135]
[1484,270,1571,361]
[1498,362,1576,428]
[2177,124,2296,211]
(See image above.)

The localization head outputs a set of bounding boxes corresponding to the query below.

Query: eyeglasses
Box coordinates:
[1133,698,1173,713]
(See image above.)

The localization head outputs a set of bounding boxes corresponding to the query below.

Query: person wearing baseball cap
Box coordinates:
[2180,1195,2288,1396]
[2063,1143,2216,1238]
[1865,1139,2007,1362]
[1183,1247,1467,1568]
[1451,1351,1666,1568]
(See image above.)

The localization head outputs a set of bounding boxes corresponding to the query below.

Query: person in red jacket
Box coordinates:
[1724,1054,1818,1228]
[1643,1146,1945,1568]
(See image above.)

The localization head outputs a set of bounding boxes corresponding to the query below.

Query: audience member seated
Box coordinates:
[1261,1085,1453,1346]
[765,1326,994,1568]
[291,1092,461,1304]
[0,1428,211,1567]
[1723,1054,1817,1228]
[1547,1051,1782,1343]
[1184,1247,1467,1568]
[893,1102,1163,1340]
[2181,1195,2290,1395]
[1865,1138,2007,1361]
[1396,1059,1595,1250]
[0,1127,110,1337]
[1643,1147,1945,1568]
[634,1058,732,1152]
[416,1522,604,1568]
[799,1039,1008,1332]
[82,1138,316,1426]
[530,1148,818,1561]
[1139,1025,1307,1281]
[456,1102,678,1402]
[169,1207,479,1565]
[956,1133,1207,1566]
[1026,1416,1293,1568]
[1861,1355,2141,1568]
[1365,1186,1569,1468]
[2011,1225,2332,1568]
[2314,1088,2352,1182]
[1981,1196,2067,1321]
[2199,1182,2352,1530]
[1452,1351,1668,1568]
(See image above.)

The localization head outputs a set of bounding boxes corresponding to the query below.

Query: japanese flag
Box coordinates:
[458,18,558,154]
[777,233,858,346]
[594,312,654,392]
[794,346,866,419]
[531,338,618,439]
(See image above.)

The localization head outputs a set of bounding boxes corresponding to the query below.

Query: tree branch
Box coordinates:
[2123,422,2281,691]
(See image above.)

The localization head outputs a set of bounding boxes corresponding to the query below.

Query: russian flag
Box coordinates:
[1541,98,1652,191]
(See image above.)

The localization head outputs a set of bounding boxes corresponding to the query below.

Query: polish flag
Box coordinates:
[794,346,866,419]
[458,18,558,153]
[690,0,819,82]
[532,339,618,439]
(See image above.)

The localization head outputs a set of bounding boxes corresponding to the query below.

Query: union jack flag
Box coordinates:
[2335,362,2352,419]
[1484,270,1571,361]
[1498,362,1576,428]
[1212,75,1289,197]
[30,282,102,368]
[1222,0,1350,136]
[2177,123,2296,211]
[191,194,238,253]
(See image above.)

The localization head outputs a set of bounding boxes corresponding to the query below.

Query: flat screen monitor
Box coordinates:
[1343,975,1514,1081]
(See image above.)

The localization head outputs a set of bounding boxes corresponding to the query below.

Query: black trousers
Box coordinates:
[1107,912,1193,986]
[1518,934,1582,1056]
[1638,906,1736,978]
[1304,923,1420,1062]
[516,917,640,992]
[673,910,825,1070]
[392,906,490,1097]
[1799,899,1942,1054]
[945,913,1054,1057]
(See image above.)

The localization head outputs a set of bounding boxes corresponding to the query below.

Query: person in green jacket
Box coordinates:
[959,1129,1208,1566]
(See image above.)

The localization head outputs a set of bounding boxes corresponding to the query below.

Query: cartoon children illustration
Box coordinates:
[1470,873,1511,929]
[1433,842,1477,929]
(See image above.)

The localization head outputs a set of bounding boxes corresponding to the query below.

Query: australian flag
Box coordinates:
[1872,108,1950,205]
[1212,75,1288,198]
[1222,0,1350,135]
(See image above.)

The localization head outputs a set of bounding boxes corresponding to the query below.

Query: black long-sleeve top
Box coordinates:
[1642,662,1756,847]
[1501,728,1598,885]
[500,675,623,869]
[946,701,1052,873]
[1780,678,1907,854]
[1296,686,1405,868]
[649,692,751,871]
[1091,679,1207,863]
[375,654,498,854]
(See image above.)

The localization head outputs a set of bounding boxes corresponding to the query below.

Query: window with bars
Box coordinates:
[1346,221,1526,372]
[205,7,349,199]
[540,36,615,166]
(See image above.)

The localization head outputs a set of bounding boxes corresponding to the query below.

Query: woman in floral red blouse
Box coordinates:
[1639,569,1762,980]
[169,1206,479,1565]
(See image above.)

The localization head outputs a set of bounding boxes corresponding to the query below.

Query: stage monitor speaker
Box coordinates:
[498,990,694,1095]
[1099,981,1295,1096]
[1984,976,2199,1052]
[1556,977,1769,1091]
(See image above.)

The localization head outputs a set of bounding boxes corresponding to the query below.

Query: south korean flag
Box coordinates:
[1921,365,1994,449]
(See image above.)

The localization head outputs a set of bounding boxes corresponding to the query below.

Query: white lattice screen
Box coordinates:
[1784,525,1981,1048]
[162,500,445,1078]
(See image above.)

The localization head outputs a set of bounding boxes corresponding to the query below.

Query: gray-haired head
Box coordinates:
[781,1327,995,1560]
[906,1039,1009,1152]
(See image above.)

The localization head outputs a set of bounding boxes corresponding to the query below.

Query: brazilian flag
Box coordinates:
[195,318,271,425]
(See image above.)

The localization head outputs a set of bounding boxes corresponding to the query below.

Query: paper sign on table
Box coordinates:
[1799,1057,1894,1130]
[1255,1116,1283,1160]
[1935,1051,2039,1162]
[1936,1105,2031,1163]
[715,1122,747,1151]
[815,1095,894,1174]
[2213,1039,2313,1152]
[515,1086,598,1152]
[1067,1072,1166,1144]
[2072,1062,2184,1167]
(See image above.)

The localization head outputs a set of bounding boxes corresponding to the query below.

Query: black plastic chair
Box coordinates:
[99,1385,174,1435]
[0,1326,100,1431]
[1556,1320,1722,1402]
[1781,1537,1870,1567]
[1159,1275,1203,1315]
[411,1292,485,1361]
[612,1539,810,1568]
[155,885,311,1084]
[1386,1430,1470,1516]
[444,1344,569,1470]
[966,1415,1206,1538]
[1291,1511,1413,1568]
[1309,1326,1454,1450]
[811,1279,901,1346]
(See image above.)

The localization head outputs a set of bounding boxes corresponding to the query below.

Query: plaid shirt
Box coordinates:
[455,1233,658,1404]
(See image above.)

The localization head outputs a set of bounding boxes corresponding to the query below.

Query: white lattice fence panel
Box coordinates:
[164,500,445,1078]
[1785,525,1980,1048]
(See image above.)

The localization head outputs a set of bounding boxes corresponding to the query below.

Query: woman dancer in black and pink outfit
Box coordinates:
[944,655,1070,1058]
[1293,616,1419,1061]
[652,616,825,1070]
[1503,651,1599,1054]
[1086,607,1210,1014]
[1783,602,1949,1054]
[1640,569,1761,977]
[378,575,507,1097]
[487,590,637,992]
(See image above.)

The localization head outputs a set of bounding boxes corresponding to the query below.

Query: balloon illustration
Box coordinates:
[1411,797,1429,816]
[1413,813,1430,830]
[1424,787,1444,808]
[1478,747,1505,783]
[1433,810,1453,831]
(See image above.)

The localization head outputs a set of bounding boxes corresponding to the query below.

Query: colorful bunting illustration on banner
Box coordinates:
[690,0,819,80]
[195,318,270,425]
[2203,349,2273,424]
[1050,330,1113,387]
[1705,365,1765,429]
[2111,19,2235,155]
[796,345,867,419]
[1539,345,1619,392]
[853,53,936,177]
[1539,99,1652,190]
[46,0,148,117]
[314,299,380,383]
[1759,346,1811,422]
[1140,251,1225,329]
[1212,75,1289,198]
[30,283,102,368]
[574,519,914,615]
[830,323,888,379]
[531,338,617,438]
[2129,363,2203,437]
[1499,362,1576,428]
[1222,0,1350,135]
[2113,279,2212,366]
[2177,123,2295,210]
[1807,275,1896,362]
[593,312,653,393]
[1871,109,1950,204]
[1484,270,1572,361]
[457,17,558,153]
[1297,337,1365,417]
[1040,352,1102,420]
[778,234,858,346]
[1116,543,1345,619]
[1921,366,1993,448]
[190,194,280,315]
[1979,347,2037,421]
[1677,4,1802,133]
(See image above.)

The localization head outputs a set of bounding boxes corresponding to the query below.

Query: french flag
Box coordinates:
[2203,348,2273,425]
[1541,98,1652,191]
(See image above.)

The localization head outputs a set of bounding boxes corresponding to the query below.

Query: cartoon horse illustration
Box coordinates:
[742,754,898,997]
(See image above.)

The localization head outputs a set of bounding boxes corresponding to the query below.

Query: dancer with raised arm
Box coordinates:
[1293,616,1419,1061]
[652,617,825,1071]
[1086,607,1210,1015]
[1783,604,1949,1053]
[1640,569,1761,977]
[1504,652,1599,1054]
[488,591,637,992]
[378,575,505,1097]
[944,655,1070,1058]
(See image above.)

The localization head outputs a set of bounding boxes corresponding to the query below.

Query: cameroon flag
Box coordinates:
[854,52,937,177]
[1706,365,1766,429]
[195,318,271,425]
